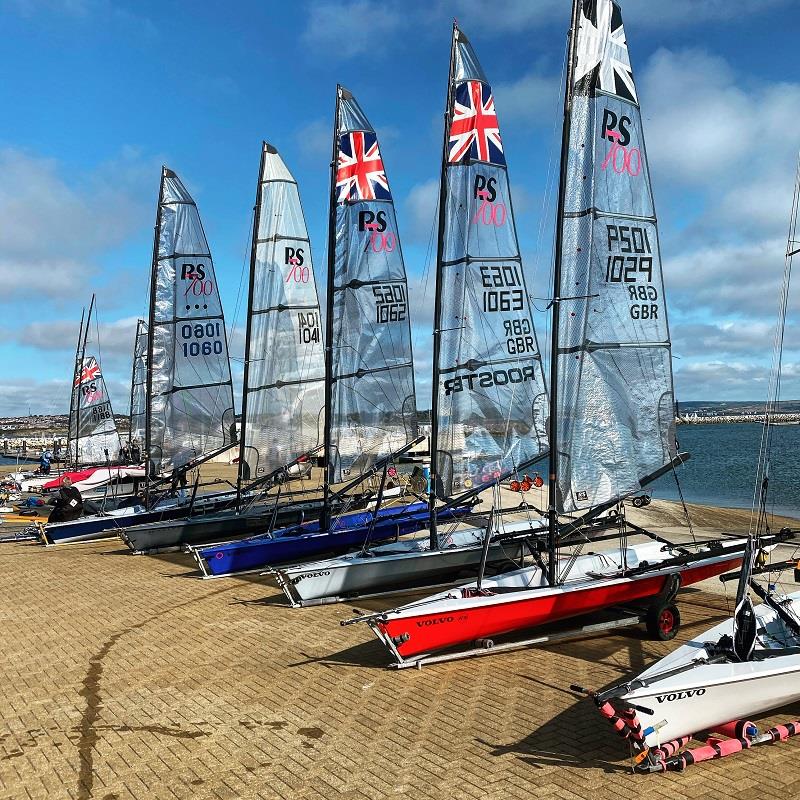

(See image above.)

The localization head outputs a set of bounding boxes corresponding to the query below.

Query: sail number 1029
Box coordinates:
[481,265,524,313]
[181,322,224,357]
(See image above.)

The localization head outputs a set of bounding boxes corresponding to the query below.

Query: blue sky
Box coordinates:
[1,0,798,415]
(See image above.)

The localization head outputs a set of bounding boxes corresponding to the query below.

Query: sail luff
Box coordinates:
[144,169,165,490]
[548,0,582,585]
[429,23,459,548]
[237,144,266,495]
[322,87,343,532]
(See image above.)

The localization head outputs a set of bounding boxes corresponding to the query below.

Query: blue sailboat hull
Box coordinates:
[195,502,471,577]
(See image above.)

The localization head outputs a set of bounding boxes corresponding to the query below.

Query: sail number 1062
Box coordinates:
[481,265,524,313]
[181,322,224,357]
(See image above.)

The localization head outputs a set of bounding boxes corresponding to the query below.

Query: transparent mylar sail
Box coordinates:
[68,355,121,464]
[239,143,325,482]
[328,88,418,482]
[433,27,548,498]
[129,319,148,444]
[147,168,236,475]
[556,0,675,512]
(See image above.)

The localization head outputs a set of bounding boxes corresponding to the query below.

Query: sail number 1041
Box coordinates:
[180,322,224,357]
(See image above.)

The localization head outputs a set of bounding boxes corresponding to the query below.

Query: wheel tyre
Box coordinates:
[647,603,680,641]
[632,496,644,508]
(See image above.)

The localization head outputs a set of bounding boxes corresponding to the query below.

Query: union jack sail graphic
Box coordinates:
[336,130,391,202]
[448,80,505,165]
[76,358,101,387]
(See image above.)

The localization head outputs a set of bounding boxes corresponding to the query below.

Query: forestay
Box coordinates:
[327,88,418,483]
[68,355,121,464]
[147,168,236,475]
[432,27,548,498]
[239,143,325,482]
[556,0,675,512]
[128,319,148,444]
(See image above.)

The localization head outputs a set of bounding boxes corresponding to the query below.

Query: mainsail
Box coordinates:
[238,143,325,483]
[128,319,148,444]
[431,26,548,499]
[325,87,418,483]
[146,167,236,475]
[554,0,675,513]
[68,355,121,464]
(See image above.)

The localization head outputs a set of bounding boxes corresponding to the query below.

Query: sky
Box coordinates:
[1,0,799,416]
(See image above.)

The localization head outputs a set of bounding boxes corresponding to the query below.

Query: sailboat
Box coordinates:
[122,145,347,553]
[346,1,759,665]
[41,168,305,547]
[269,25,551,603]
[189,95,474,577]
[573,156,800,773]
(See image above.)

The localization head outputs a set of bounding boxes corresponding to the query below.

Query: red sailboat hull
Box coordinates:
[375,554,743,660]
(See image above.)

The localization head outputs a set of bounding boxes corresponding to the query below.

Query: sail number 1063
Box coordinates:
[181,322,224,357]
[481,265,524,313]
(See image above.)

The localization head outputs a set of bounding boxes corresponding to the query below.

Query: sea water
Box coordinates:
[650,422,800,519]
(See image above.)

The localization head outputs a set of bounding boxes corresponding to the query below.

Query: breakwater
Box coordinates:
[678,414,800,425]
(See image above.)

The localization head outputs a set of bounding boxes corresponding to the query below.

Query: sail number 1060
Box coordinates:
[481,265,524,313]
[181,322,224,357]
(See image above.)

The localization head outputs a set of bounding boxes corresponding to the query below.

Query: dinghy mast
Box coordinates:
[67,303,87,469]
[430,23,549,547]
[547,0,581,585]
[322,86,419,529]
[237,142,325,496]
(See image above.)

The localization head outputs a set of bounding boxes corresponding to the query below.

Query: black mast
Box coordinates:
[237,142,269,504]
[322,86,343,533]
[144,168,167,503]
[428,23,459,549]
[547,0,581,586]
[67,305,86,469]
[74,293,95,468]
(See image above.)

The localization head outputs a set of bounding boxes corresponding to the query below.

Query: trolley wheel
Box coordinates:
[632,496,645,508]
[646,602,680,641]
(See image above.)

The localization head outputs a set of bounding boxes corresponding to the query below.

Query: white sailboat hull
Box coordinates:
[619,592,800,746]
[271,520,538,605]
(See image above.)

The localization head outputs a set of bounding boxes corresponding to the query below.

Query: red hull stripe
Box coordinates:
[378,556,742,658]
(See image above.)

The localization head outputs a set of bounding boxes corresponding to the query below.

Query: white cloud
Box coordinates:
[494,69,559,124]
[296,118,331,159]
[403,179,439,244]
[0,148,155,302]
[432,0,788,34]
[303,0,402,59]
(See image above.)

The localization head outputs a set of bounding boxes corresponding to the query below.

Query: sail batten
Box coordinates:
[238,142,325,483]
[555,0,676,514]
[326,87,418,484]
[431,26,549,499]
[146,168,236,476]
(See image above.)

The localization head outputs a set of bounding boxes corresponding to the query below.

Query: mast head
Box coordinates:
[263,141,279,155]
